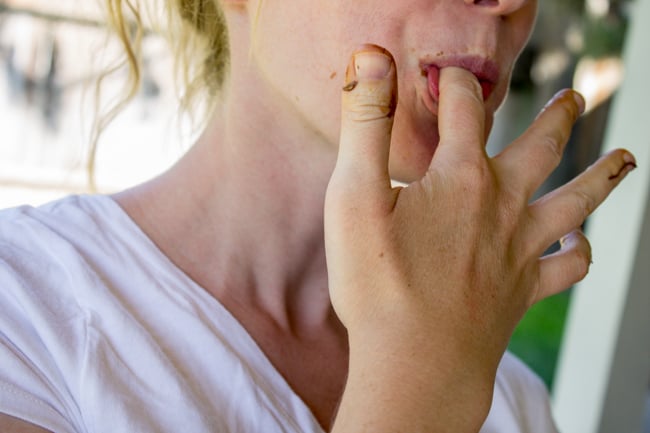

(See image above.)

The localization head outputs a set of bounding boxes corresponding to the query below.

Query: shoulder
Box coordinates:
[0,196,108,433]
[0,195,94,295]
[0,195,118,298]
[0,194,123,246]
[0,193,128,326]
[0,193,159,361]
[0,194,194,433]
[480,351,559,433]
[0,194,148,278]
[0,194,113,253]
[0,193,170,332]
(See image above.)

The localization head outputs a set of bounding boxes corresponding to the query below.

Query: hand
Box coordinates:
[325,44,636,432]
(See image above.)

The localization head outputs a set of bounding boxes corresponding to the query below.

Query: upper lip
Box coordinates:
[419,55,500,84]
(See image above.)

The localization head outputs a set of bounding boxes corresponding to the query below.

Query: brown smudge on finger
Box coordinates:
[608,162,637,180]
[330,71,337,80]
[342,81,358,92]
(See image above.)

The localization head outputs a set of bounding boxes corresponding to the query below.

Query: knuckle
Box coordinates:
[453,159,494,196]
[455,158,492,183]
[572,188,597,220]
[343,83,396,122]
[496,192,523,227]
[346,103,393,122]
[449,160,497,212]
[539,133,564,164]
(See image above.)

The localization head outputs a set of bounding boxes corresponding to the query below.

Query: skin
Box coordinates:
[1,0,636,431]
[327,51,634,432]
[249,0,538,181]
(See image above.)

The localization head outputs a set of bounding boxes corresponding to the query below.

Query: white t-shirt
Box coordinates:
[0,195,558,432]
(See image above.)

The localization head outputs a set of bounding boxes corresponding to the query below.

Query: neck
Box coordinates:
[115,56,339,333]
[113,13,350,427]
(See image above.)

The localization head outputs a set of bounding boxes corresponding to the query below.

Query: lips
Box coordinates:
[422,56,499,102]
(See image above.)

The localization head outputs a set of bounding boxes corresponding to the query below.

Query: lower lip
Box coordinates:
[427,66,494,102]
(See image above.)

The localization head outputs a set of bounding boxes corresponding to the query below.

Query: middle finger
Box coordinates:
[493,89,584,198]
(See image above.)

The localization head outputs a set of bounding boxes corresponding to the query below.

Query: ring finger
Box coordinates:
[526,148,636,254]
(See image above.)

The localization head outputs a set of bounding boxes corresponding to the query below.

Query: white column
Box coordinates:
[552,1,650,432]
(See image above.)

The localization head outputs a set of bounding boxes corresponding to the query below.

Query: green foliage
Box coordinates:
[582,14,629,57]
[508,291,572,390]
[558,0,586,13]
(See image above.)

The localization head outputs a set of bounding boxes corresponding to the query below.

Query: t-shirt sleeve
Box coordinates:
[0,236,85,432]
[480,351,559,433]
[0,338,78,433]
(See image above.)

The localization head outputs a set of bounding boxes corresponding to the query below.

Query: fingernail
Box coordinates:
[572,91,586,115]
[353,50,393,80]
[560,231,573,248]
[543,89,567,109]
[623,151,637,166]
[541,89,585,115]
[538,89,572,120]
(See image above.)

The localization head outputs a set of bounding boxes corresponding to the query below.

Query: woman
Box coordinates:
[0,0,636,431]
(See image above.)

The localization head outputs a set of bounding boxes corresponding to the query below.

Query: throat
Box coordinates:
[230,305,350,431]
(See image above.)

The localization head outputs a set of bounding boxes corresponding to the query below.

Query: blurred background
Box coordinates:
[0,0,189,206]
[490,0,632,388]
[0,0,646,431]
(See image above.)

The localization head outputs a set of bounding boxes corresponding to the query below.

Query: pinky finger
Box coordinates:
[536,229,592,302]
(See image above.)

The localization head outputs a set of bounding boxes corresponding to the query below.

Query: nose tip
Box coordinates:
[464,0,530,15]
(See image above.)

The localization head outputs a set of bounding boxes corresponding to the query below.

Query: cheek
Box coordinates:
[496,3,537,106]
[511,3,538,55]
[249,7,346,139]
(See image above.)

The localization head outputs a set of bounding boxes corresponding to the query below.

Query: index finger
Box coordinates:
[433,67,486,166]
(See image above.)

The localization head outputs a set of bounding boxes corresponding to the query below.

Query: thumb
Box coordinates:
[335,44,397,191]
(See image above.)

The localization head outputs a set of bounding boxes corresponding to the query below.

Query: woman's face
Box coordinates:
[248,0,538,182]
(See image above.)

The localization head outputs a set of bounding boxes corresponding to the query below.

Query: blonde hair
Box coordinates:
[88,0,229,189]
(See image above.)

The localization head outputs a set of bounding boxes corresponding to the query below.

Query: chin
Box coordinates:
[389,159,435,184]
[388,110,441,183]
[387,106,496,184]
